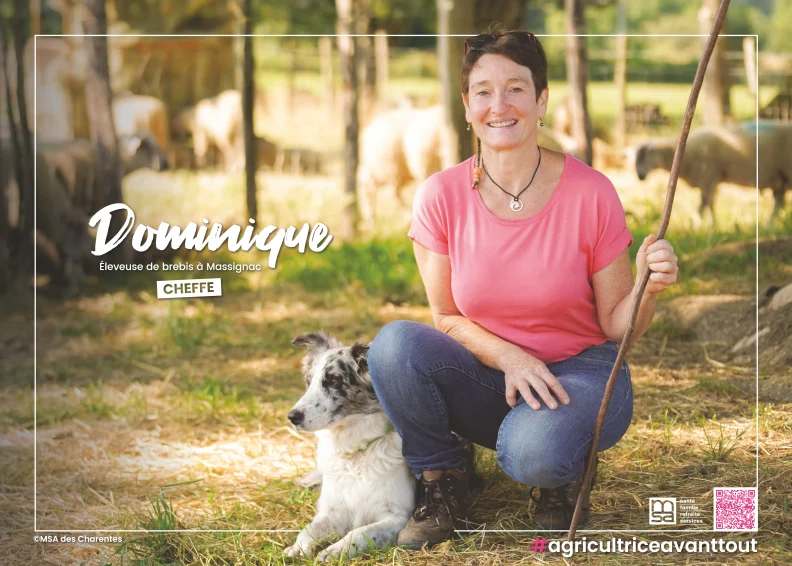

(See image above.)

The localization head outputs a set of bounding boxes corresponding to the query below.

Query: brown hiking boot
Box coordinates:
[531,456,598,530]
[397,470,473,549]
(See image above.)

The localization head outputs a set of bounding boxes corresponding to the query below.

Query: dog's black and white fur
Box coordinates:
[284,332,415,561]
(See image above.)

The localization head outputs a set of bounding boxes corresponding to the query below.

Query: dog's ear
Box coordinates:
[350,342,369,370]
[292,332,331,352]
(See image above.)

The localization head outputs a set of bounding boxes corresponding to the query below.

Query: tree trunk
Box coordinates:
[82,0,126,263]
[564,0,593,165]
[374,30,388,101]
[0,17,23,225]
[319,37,335,111]
[0,136,8,294]
[0,19,18,288]
[474,0,524,29]
[742,37,757,115]
[438,0,475,163]
[242,0,258,223]
[287,39,298,115]
[358,32,375,122]
[12,0,34,267]
[30,0,41,35]
[336,0,360,239]
[614,0,628,150]
[698,0,731,125]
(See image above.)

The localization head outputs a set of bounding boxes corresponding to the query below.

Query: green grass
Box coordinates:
[275,238,426,304]
[120,490,183,564]
[165,316,211,353]
[175,377,265,421]
[696,378,746,397]
[700,422,749,462]
[546,81,777,128]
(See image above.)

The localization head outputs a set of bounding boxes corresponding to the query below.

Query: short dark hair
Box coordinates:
[461,30,548,101]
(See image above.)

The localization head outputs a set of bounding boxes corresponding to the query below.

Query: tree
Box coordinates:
[437,0,475,164]
[336,0,362,239]
[82,0,126,263]
[613,0,628,150]
[474,0,524,29]
[0,137,7,293]
[0,16,16,292]
[699,0,731,125]
[9,0,34,269]
[564,0,593,165]
[242,0,258,223]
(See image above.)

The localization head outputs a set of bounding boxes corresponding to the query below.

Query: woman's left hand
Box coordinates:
[635,234,679,295]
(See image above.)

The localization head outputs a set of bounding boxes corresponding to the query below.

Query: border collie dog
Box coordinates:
[284,332,415,561]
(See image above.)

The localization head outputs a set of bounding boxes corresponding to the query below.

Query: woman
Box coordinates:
[368,30,679,547]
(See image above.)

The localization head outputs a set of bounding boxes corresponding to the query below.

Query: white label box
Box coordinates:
[156,278,222,299]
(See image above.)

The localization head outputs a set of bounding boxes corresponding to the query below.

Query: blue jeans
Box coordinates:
[368,320,633,487]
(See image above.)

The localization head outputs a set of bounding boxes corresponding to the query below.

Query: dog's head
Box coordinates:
[287,332,378,431]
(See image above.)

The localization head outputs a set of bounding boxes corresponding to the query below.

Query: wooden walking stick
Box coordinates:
[567,0,732,540]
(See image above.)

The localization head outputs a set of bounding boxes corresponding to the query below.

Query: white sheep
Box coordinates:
[172,89,267,172]
[635,120,792,224]
[358,105,461,224]
[113,94,170,154]
[358,106,414,223]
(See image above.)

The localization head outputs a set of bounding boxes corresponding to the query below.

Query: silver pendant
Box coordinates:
[510,198,524,212]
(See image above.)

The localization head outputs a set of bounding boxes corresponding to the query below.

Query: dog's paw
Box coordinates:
[297,467,322,490]
[284,542,314,559]
[317,541,354,562]
[316,548,338,562]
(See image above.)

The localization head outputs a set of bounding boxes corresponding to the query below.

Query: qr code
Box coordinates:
[714,488,757,531]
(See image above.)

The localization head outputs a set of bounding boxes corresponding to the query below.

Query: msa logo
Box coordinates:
[649,498,677,525]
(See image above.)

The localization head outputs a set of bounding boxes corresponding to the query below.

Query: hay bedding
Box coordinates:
[659,280,792,401]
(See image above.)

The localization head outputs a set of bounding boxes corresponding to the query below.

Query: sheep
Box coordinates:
[171,89,267,172]
[635,121,792,224]
[38,132,169,216]
[358,106,456,224]
[113,94,170,153]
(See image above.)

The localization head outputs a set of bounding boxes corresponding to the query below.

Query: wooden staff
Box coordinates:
[567,0,732,540]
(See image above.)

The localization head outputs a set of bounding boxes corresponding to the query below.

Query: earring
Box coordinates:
[467,122,472,131]
[472,138,482,190]
[539,117,544,127]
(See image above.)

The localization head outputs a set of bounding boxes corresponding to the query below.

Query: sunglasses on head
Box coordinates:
[464,31,537,55]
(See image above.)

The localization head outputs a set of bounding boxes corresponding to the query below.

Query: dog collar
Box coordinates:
[357,421,395,452]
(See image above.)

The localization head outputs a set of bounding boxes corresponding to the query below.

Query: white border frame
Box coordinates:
[33,33,761,534]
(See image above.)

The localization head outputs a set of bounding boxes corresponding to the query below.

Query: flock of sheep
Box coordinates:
[1,87,325,287]
[3,84,790,290]
[360,106,791,227]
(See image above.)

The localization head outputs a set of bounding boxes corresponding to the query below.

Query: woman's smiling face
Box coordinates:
[463,54,548,152]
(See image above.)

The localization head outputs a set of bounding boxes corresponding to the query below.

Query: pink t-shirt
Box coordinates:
[408,153,633,365]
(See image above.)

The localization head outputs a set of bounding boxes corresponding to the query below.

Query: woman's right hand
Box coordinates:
[499,350,570,410]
